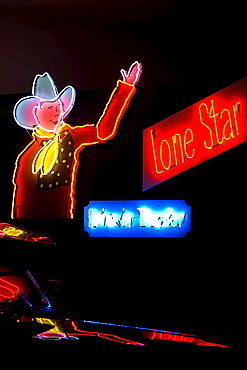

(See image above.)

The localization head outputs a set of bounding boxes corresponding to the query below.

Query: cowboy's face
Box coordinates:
[33,99,63,132]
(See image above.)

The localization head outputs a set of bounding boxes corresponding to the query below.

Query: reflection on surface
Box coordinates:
[0,223,55,244]
[1,308,246,349]
[0,267,31,303]
[142,331,231,348]
[0,266,51,312]
[32,317,145,345]
[0,261,245,350]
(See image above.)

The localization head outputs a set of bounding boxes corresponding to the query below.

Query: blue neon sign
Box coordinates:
[84,200,191,237]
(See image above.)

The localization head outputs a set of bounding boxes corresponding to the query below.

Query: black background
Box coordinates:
[0,0,246,336]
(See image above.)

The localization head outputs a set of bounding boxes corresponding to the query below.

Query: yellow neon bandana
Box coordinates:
[32,134,60,175]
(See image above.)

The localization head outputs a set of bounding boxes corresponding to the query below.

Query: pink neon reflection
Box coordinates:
[37,331,67,339]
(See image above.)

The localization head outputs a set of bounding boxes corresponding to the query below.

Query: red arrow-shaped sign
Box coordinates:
[143,77,247,191]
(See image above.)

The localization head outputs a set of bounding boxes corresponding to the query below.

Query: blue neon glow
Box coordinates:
[84,200,191,237]
[81,319,184,335]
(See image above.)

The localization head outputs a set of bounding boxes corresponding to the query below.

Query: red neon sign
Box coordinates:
[143,77,247,190]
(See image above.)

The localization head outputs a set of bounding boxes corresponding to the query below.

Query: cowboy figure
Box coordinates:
[12,62,142,218]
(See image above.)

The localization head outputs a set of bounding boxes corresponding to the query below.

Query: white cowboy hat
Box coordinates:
[13,72,76,129]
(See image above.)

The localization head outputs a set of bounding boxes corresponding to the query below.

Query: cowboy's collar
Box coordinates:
[33,123,66,140]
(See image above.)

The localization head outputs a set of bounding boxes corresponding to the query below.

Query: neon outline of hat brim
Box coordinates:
[13,80,76,129]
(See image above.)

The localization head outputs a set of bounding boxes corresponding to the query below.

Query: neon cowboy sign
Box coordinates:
[84,200,191,237]
[143,77,247,191]
[11,62,142,219]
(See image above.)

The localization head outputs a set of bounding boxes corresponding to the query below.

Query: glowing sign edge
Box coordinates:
[84,200,191,238]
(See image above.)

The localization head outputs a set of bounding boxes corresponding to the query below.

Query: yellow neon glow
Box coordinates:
[32,138,59,175]
[220,108,234,141]
[3,226,23,237]
[208,100,224,145]
[184,128,195,159]
[150,128,196,175]
[172,133,185,165]
[160,139,171,170]
[150,129,164,174]
[199,102,214,149]
[36,317,66,336]
[199,100,241,150]
[34,126,56,139]
[232,102,241,135]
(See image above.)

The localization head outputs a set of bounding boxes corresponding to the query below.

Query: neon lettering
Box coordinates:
[221,108,234,141]
[85,200,191,237]
[160,139,172,170]
[88,208,134,228]
[209,100,224,145]
[199,100,242,149]
[232,102,241,135]
[89,207,185,228]
[172,133,185,165]
[150,130,163,173]
[137,207,148,227]
[151,128,195,174]
[184,128,195,159]
[121,208,133,227]
[144,76,247,191]
[199,102,215,149]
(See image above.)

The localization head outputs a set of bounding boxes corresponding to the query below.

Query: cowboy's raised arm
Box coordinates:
[96,61,142,141]
[71,62,142,145]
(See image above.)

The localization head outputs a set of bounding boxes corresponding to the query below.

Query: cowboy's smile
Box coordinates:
[50,117,59,124]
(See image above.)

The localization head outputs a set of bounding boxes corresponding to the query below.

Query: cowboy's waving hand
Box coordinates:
[121,61,142,86]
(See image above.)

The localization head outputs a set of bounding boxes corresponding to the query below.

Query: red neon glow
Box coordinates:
[0,268,31,302]
[12,62,142,219]
[70,321,145,346]
[143,77,247,190]
[143,331,230,348]
[0,278,20,300]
